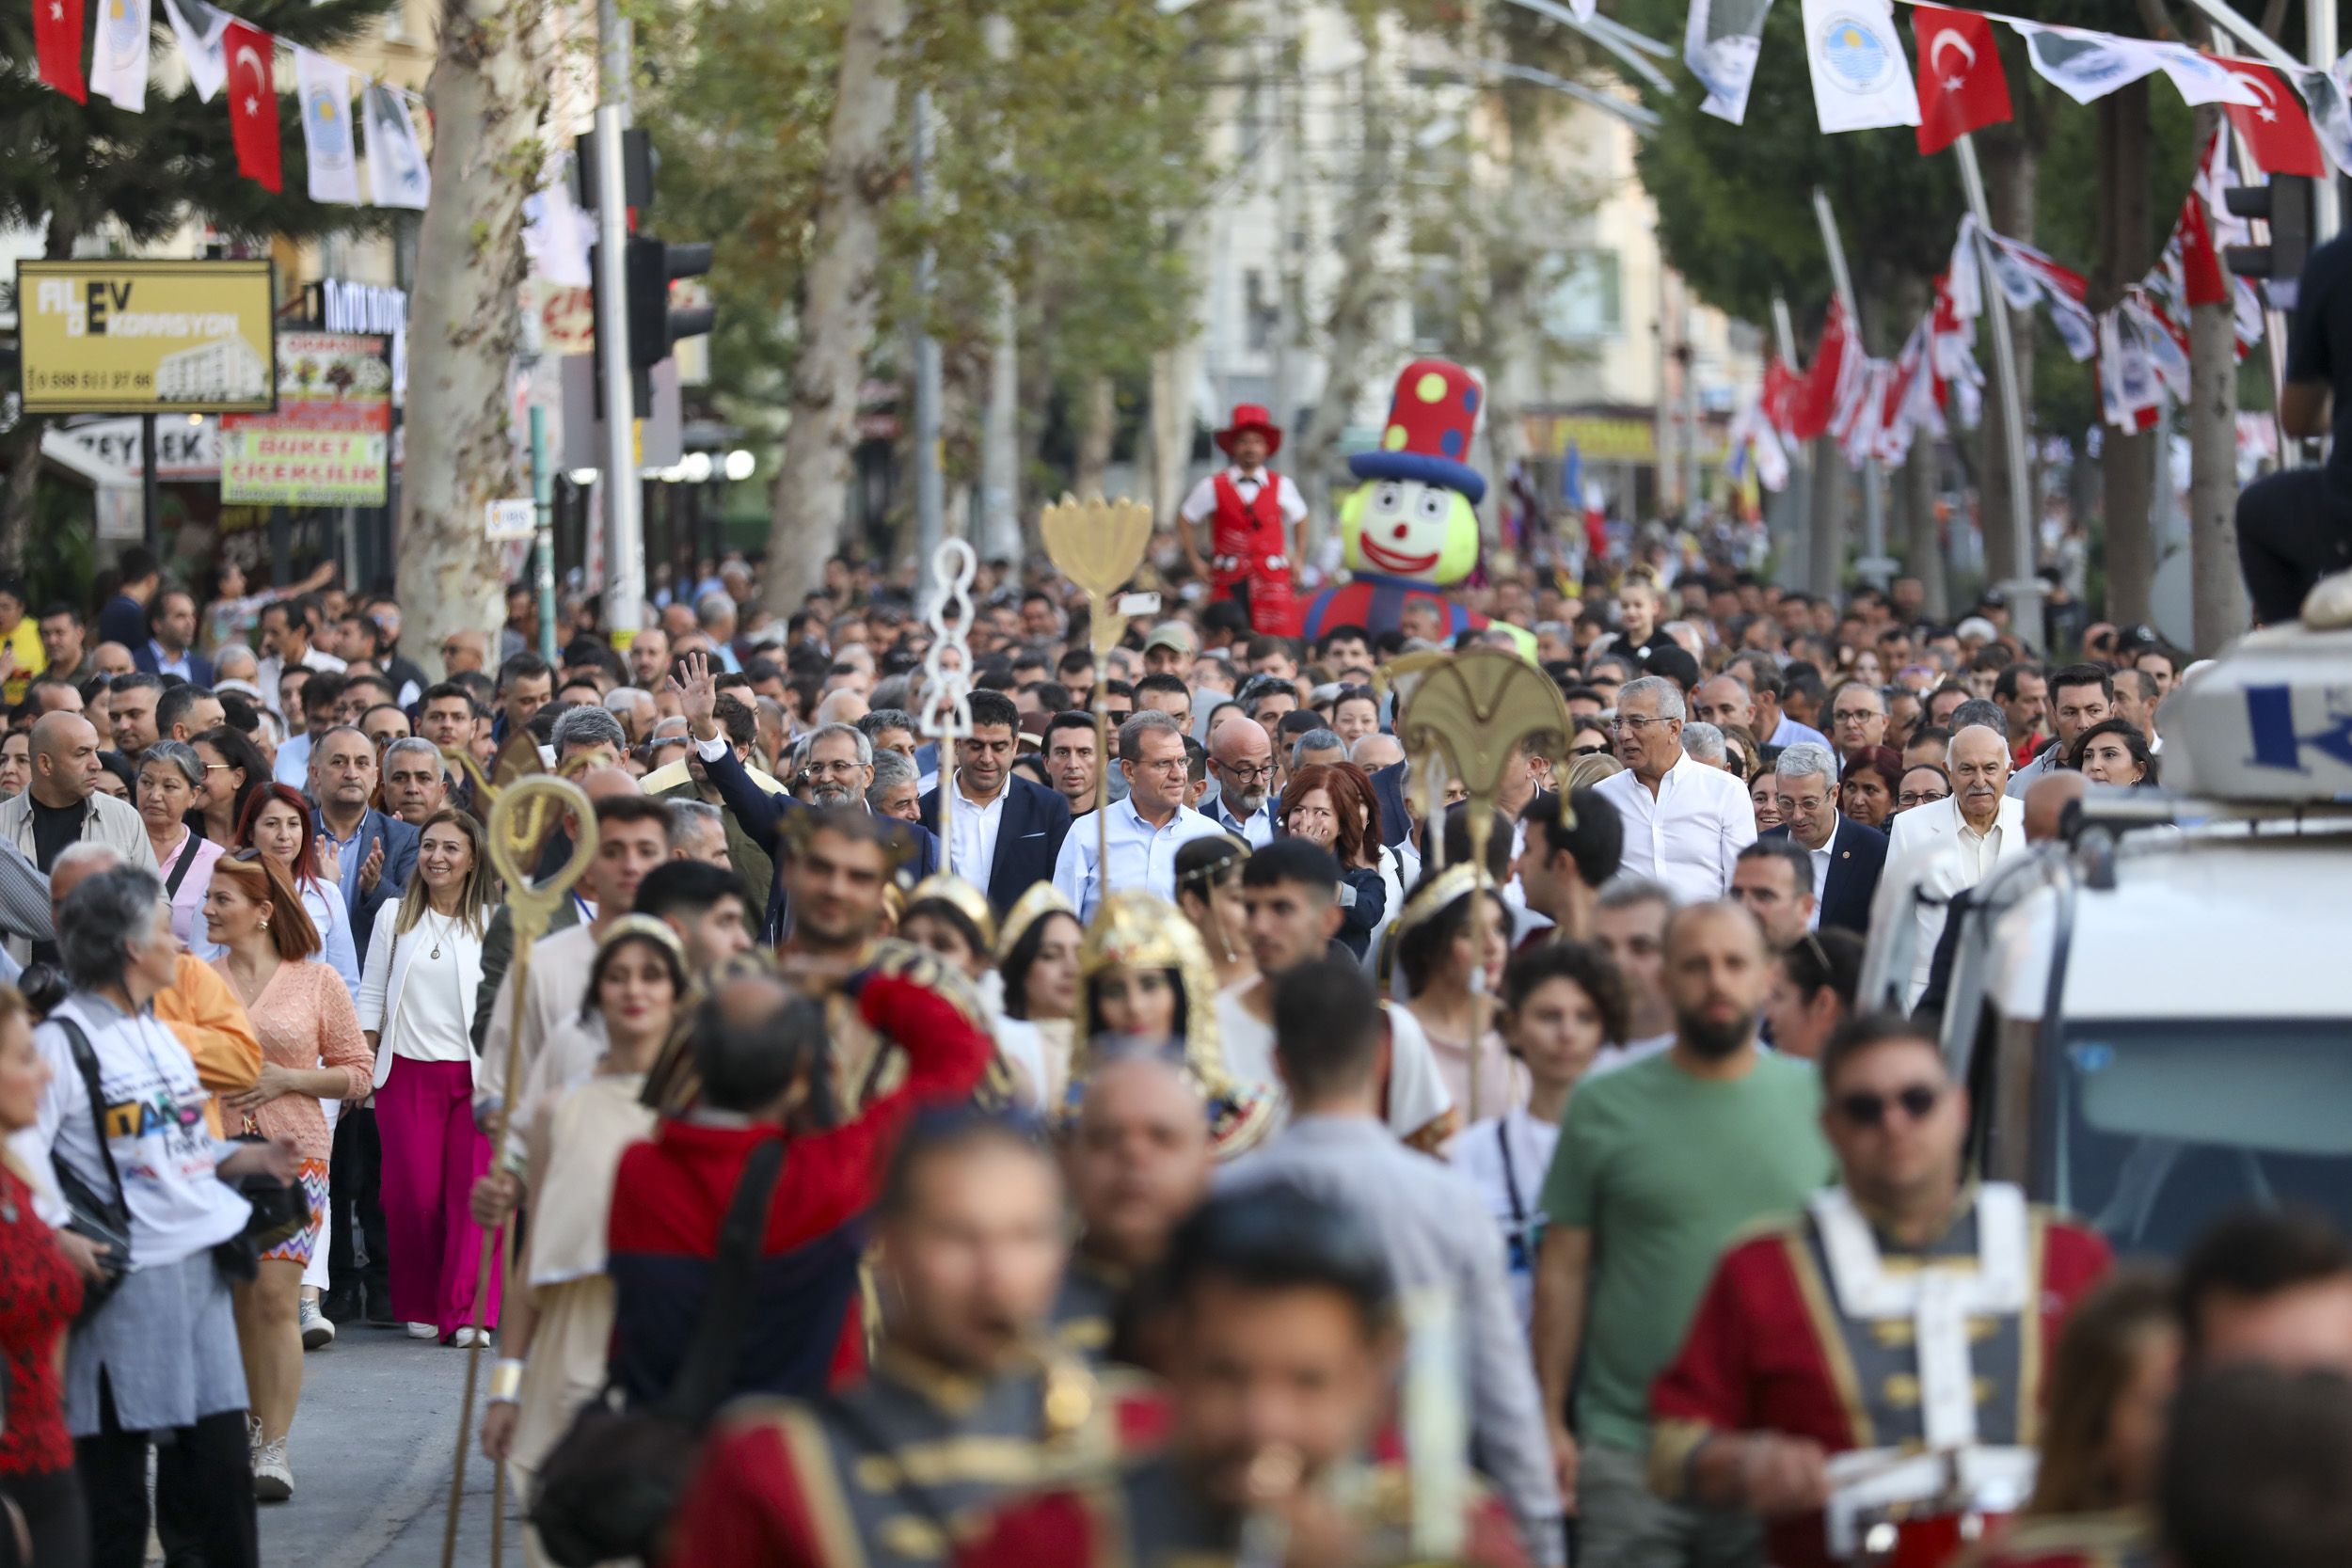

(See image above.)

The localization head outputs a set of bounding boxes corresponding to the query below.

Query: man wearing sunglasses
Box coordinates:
[1649,1013,2110,1568]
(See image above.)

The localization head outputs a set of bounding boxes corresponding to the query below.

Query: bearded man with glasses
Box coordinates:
[1649,1013,2111,1568]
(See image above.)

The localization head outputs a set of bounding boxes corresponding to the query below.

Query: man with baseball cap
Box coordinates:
[1177,404,1306,637]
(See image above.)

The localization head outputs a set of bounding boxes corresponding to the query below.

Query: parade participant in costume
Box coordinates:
[607,899,1001,1407]
[955,1187,1534,1568]
[898,873,1067,1112]
[661,1112,1165,1568]
[1177,404,1306,637]
[478,918,680,1561]
[642,806,1008,1123]
[1300,358,1530,653]
[993,882,1081,1110]
[1649,1013,2111,1568]
[1073,889,1273,1161]
[1051,1053,1215,1362]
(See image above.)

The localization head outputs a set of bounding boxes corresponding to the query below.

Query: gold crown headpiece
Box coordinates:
[1391,861,1488,942]
[903,874,999,953]
[997,880,1076,958]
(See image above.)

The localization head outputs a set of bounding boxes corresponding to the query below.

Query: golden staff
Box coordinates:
[1391,649,1574,1123]
[917,539,977,880]
[1040,494,1153,905]
[438,756,597,1568]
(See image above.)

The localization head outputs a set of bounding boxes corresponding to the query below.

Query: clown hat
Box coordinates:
[1348,357,1487,504]
[1215,403,1282,458]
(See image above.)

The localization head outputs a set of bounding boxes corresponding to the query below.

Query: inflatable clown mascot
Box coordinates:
[1302,357,1514,644]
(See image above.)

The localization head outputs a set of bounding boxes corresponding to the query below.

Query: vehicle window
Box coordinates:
[2046,1021,2352,1258]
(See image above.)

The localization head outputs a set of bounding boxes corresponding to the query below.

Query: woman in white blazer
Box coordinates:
[357,808,498,1345]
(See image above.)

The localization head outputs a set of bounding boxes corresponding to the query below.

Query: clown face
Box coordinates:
[1341,478,1480,584]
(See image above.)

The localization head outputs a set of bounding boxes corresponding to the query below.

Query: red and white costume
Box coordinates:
[1179,404,1307,635]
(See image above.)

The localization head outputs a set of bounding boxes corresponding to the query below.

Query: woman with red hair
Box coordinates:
[236,784,361,997]
[1276,762,1387,958]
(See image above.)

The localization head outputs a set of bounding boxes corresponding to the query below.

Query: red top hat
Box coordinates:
[1215,404,1282,458]
[1347,358,1486,504]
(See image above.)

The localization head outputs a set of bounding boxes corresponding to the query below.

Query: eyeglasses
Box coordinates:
[1836,1083,1944,1127]
[1134,757,1189,775]
[1220,761,1278,782]
[801,759,863,778]
[1897,788,1948,807]
[1609,715,1670,733]
[1569,743,1611,757]
[1833,708,1881,725]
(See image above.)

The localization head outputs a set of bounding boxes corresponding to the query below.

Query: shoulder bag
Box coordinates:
[529,1135,787,1568]
[46,1016,131,1324]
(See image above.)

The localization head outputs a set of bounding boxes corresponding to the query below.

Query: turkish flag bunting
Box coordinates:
[2209,56,2327,176]
[224,19,280,192]
[1912,6,2011,156]
[2176,191,2231,308]
[1787,298,1851,442]
[33,0,87,102]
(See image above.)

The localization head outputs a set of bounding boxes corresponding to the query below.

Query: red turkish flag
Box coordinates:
[32,0,87,103]
[2176,191,2230,308]
[1787,299,1851,442]
[224,20,280,193]
[1912,6,2010,156]
[2210,56,2326,176]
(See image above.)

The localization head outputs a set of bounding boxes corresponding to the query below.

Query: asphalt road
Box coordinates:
[252,1320,520,1568]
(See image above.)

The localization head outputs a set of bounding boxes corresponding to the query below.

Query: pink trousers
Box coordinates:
[374,1056,502,1338]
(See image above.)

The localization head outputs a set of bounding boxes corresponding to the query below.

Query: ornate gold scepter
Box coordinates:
[438,745,598,1568]
[1391,649,1574,1124]
[917,538,978,880]
[1040,495,1154,902]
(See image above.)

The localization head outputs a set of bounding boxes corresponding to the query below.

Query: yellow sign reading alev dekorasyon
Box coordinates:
[17,260,278,414]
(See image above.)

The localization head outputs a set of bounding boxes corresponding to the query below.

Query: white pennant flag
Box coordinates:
[295,49,360,205]
[363,84,431,209]
[90,0,151,111]
[2151,44,2264,107]
[2011,22,2162,105]
[162,0,230,102]
[1686,0,1775,123]
[1800,0,1919,133]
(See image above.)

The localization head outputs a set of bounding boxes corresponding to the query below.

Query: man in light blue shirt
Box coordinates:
[1052,710,1224,919]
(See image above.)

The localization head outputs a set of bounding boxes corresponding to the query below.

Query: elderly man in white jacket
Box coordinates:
[1874,722,2027,1007]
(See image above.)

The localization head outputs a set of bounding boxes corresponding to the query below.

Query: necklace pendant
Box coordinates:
[431,943,441,959]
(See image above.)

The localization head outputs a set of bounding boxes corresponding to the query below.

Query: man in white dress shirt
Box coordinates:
[1592,676,1756,906]
[1874,721,2028,1006]
[1051,710,1224,919]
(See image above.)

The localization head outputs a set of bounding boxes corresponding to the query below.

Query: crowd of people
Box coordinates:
[0,526,2340,1568]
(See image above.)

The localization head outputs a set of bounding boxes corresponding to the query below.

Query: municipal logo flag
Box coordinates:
[33,0,87,102]
[1911,4,2009,155]
[2149,45,2264,107]
[89,0,151,111]
[2012,22,2162,104]
[224,18,280,193]
[2300,63,2352,177]
[1802,0,1920,132]
[295,48,359,204]
[1685,0,1775,124]
[2211,56,2327,176]
[162,0,230,102]
[363,83,431,209]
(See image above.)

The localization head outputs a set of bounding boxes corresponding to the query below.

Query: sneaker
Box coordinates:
[450,1326,485,1349]
[253,1438,293,1502]
[406,1323,438,1340]
[300,1299,335,1351]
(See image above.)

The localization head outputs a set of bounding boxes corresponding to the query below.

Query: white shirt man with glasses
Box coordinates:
[1053,710,1224,919]
[1593,676,1756,905]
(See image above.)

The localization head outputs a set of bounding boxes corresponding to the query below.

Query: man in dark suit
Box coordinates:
[309,725,421,938]
[672,656,934,942]
[918,689,1071,915]
[132,586,215,686]
[1759,741,1887,934]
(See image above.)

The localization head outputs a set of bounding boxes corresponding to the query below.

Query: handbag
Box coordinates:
[46,1017,132,1325]
[528,1136,787,1568]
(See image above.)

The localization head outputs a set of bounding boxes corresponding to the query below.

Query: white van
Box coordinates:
[1856,623,2352,1257]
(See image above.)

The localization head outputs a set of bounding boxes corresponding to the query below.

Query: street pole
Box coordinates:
[140,414,160,554]
[595,0,643,653]
[1952,135,2045,654]
[531,405,558,664]
[2312,0,2342,243]
[1812,189,1894,592]
[912,88,945,602]
[1769,293,1811,591]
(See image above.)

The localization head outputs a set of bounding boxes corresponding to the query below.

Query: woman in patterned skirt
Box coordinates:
[204,851,370,1503]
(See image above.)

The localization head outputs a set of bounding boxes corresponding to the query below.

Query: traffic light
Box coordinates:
[2223,173,2314,311]
[625,237,715,370]
[588,236,715,415]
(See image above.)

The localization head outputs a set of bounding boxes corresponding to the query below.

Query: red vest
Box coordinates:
[1210,471,1299,634]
